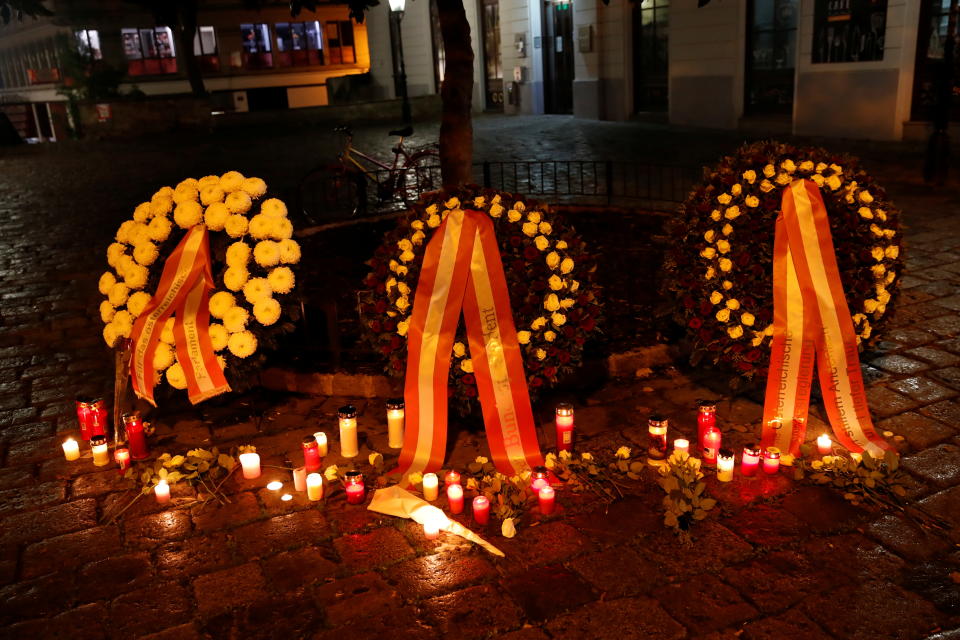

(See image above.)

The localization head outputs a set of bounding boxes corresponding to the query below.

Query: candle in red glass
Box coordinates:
[115,447,131,473]
[647,415,668,461]
[444,470,461,486]
[88,398,108,439]
[741,445,761,477]
[75,397,92,440]
[702,426,721,465]
[344,471,365,505]
[763,447,781,474]
[302,435,322,473]
[555,403,574,452]
[530,465,549,492]
[538,485,556,515]
[472,495,490,525]
[447,483,464,514]
[697,401,716,454]
[122,412,149,460]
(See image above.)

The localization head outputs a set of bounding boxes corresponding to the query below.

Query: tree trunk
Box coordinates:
[435,0,474,188]
[177,0,206,97]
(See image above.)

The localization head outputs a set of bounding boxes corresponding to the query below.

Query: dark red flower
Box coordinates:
[524,246,539,260]
[699,328,713,343]
[745,349,762,362]
[380,344,393,355]
[558,351,571,364]
[688,317,703,329]
[700,300,713,317]
[369,320,382,333]
[736,361,754,372]
[374,300,387,314]
[464,386,478,397]
[509,236,522,247]
[461,374,476,385]
[529,376,543,388]
[543,366,557,378]
[580,318,595,332]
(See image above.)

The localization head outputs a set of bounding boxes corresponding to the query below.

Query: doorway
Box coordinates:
[481,0,504,110]
[745,0,798,115]
[632,0,669,112]
[543,0,574,114]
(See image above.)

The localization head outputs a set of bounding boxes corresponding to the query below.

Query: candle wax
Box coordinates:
[306,473,323,501]
[339,418,359,458]
[422,473,439,501]
[817,434,832,455]
[154,480,171,504]
[387,409,405,449]
[313,432,328,456]
[62,438,80,461]
[447,484,464,514]
[239,452,261,479]
[673,439,689,456]
[424,521,440,540]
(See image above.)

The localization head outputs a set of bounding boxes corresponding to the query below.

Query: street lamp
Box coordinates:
[389,0,412,124]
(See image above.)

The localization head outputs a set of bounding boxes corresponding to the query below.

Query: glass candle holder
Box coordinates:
[538,485,556,515]
[114,447,131,473]
[338,405,359,458]
[62,437,80,461]
[741,445,761,477]
[88,398,108,439]
[90,435,109,467]
[816,433,832,455]
[306,472,323,501]
[555,403,574,452]
[122,412,149,460]
[530,465,549,492]
[302,435,322,473]
[386,398,405,449]
[697,401,716,453]
[447,483,464,514]
[344,470,365,505]
[647,415,668,461]
[422,473,439,501]
[717,448,735,482]
[763,447,781,474]
[444,470,461,486]
[313,431,328,456]
[75,396,92,440]
[702,426,721,466]
[472,495,490,525]
[154,479,170,504]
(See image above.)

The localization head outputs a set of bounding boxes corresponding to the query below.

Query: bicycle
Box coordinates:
[322,125,439,217]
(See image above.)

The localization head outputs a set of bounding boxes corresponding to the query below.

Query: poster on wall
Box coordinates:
[812,0,887,63]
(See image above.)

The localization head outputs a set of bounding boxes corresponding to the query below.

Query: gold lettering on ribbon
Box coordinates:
[479,304,521,450]
[133,269,190,392]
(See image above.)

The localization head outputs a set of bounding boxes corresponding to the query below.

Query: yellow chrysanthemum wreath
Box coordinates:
[98,171,301,391]
[663,141,903,383]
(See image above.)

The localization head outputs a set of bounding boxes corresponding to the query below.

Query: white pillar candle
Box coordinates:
[817,433,832,455]
[90,436,109,467]
[62,438,80,461]
[717,449,735,482]
[306,473,323,501]
[338,406,359,458]
[386,399,405,449]
[422,473,439,501]
[673,438,689,456]
[238,452,261,479]
[293,466,307,492]
[313,431,328,457]
[154,480,170,504]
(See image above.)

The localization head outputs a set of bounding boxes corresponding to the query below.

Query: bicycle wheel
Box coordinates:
[398,150,441,208]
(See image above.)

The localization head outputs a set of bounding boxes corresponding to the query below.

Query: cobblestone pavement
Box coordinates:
[1,118,960,639]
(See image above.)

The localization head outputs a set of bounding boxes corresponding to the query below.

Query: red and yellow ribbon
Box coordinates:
[395,209,544,481]
[761,180,889,456]
[129,226,230,406]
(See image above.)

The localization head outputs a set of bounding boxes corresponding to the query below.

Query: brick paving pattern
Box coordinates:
[1,118,959,638]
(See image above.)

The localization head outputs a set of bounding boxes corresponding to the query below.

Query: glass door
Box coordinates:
[481,0,504,110]
[543,0,574,114]
[745,0,798,114]
[632,0,669,112]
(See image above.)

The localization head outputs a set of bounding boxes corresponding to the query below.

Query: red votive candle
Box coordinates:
[538,485,556,515]
[447,483,464,514]
[555,403,574,452]
[530,465,549,492]
[472,495,490,525]
[444,470,461,486]
[122,412,149,460]
[648,415,668,461]
[816,433,832,455]
[697,401,716,454]
[302,435,322,473]
[703,426,721,466]
[344,471,365,505]
[114,447,131,473]
[75,396,92,440]
[741,445,761,477]
[88,398,108,439]
[763,447,781,474]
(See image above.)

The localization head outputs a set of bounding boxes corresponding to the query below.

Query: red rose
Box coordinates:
[736,361,754,372]
[375,300,387,314]
[384,319,397,332]
[580,318,595,332]
[380,344,393,355]
[565,325,577,338]
[376,264,389,277]
[390,335,401,349]
[575,337,585,345]
[464,386,478,397]
[699,328,713,343]
[529,376,543,388]
[461,374,476,385]
[683,296,696,310]
[510,236,522,247]
[543,366,557,378]
[688,317,703,329]
[524,246,539,260]
[369,320,382,333]
[512,259,526,272]
[730,344,744,354]
[558,351,571,364]
[745,349,762,362]
[700,300,713,317]
[391,359,404,370]
[364,275,379,288]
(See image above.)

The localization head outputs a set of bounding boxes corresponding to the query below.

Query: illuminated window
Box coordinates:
[122,27,177,75]
[75,29,102,60]
[240,23,273,68]
[324,21,356,65]
[193,26,220,72]
[275,21,324,66]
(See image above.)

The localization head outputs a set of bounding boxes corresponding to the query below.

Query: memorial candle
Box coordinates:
[88,398,108,439]
[697,401,716,453]
[386,399,405,449]
[75,397,92,440]
[647,415,668,461]
[62,437,80,461]
[763,447,781,474]
[122,412,149,460]
[538,485,556,515]
[424,520,441,540]
[114,447,131,472]
[702,426,721,466]
[472,495,490,525]
[444,470,461,486]
[302,435,322,473]
[267,481,283,491]
[338,405,359,458]
[239,452,261,479]
[555,404,575,452]
[530,466,549,492]
[422,473,439,501]
[717,449,734,482]
[344,470,365,505]
[673,438,690,456]
[154,479,170,504]
[447,483,464,514]
[306,473,323,501]
[90,435,109,467]
[741,445,761,477]
[293,466,307,492]
[817,433,832,455]
[313,431,328,456]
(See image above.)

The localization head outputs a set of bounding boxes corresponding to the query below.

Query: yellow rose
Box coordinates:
[507,209,522,223]
[731,184,742,196]
[726,298,740,310]
[399,250,415,263]
[705,267,716,280]
[858,207,874,220]
[556,240,568,250]
[551,312,566,327]
[538,221,552,235]
[741,312,755,326]
[799,160,814,172]
[764,324,774,336]
[489,203,504,218]
[700,247,717,259]
[534,235,550,251]
[869,224,883,237]
[704,230,716,242]
[517,331,531,344]
[742,170,756,184]
[760,180,775,193]
[717,193,732,205]
[717,239,731,254]
[473,196,486,208]
[546,251,560,269]
[460,359,474,373]
[816,162,828,173]
[709,291,723,305]
[745,195,759,208]
[397,238,413,252]
[883,229,896,239]
[811,174,825,187]
[719,258,733,272]
[710,210,722,221]
[876,209,887,222]
[863,299,879,313]
[762,164,776,178]
[885,245,899,259]
[395,297,410,311]
[560,258,574,274]
[513,201,526,212]
[535,348,547,361]
[397,282,410,296]
[522,222,538,237]
[453,342,466,357]
[531,316,548,330]
[775,173,791,185]
[444,197,460,209]
[544,294,561,312]
[544,330,556,342]
[871,247,885,262]
[722,280,733,291]
[727,325,744,339]
[715,308,731,322]
[781,159,796,173]
[885,271,896,285]
[725,206,741,220]
[859,190,874,204]
[722,223,733,236]
[397,320,409,336]
[826,175,842,191]
[548,275,564,291]
[527,210,542,224]
[871,264,886,278]
[427,214,441,228]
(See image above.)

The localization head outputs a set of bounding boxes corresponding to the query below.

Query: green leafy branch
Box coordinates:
[657,451,717,540]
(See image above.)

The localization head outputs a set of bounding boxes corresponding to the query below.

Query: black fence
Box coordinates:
[294,159,700,225]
